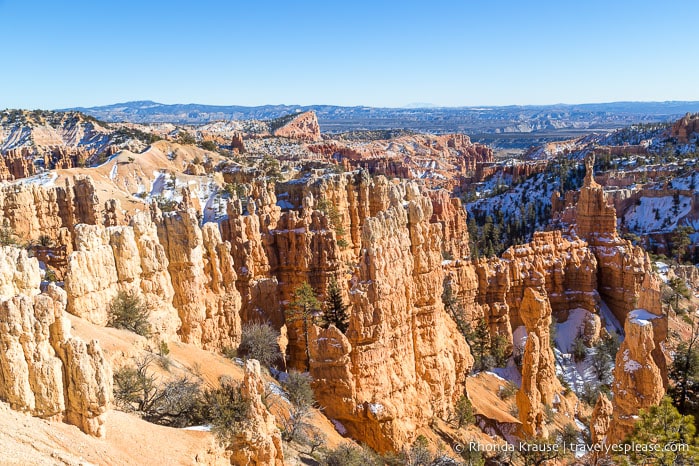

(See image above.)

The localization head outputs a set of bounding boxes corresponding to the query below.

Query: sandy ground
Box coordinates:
[0,314,351,465]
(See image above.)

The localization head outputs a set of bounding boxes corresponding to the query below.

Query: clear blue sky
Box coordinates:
[1,0,697,109]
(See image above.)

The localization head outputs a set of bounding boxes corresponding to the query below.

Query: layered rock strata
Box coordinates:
[0,247,111,437]
[308,182,473,452]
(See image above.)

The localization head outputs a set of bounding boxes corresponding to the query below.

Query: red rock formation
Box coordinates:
[429,189,471,259]
[307,134,493,191]
[470,231,598,344]
[272,111,321,142]
[308,182,473,453]
[0,176,100,248]
[231,132,246,153]
[515,284,566,437]
[607,310,665,444]
[671,112,699,143]
[590,393,613,445]
[1,148,35,180]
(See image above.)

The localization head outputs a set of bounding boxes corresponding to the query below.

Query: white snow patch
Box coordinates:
[555,308,591,353]
[624,358,642,372]
[512,325,528,348]
[625,195,692,233]
[182,425,211,431]
[491,359,522,388]
[599,299,624,338]
[628,309,660,327]
[368,402,384,415]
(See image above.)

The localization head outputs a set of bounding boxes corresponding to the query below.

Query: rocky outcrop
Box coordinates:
[556,154,662,325]
[156,208,242,350]
[272,111,321,142]
[231,132,246,153]
[671,112,699,143]
[0,148,35,181]
[228,360,284,465]
[307,134,494,191]
[590,393,613,445]
[571,155,666,379]
[0,246,42,297]
[469,231,598,345]
[0,175,102,248]
[48,282,112,437]
[64,206,246,350]
[0,246,111,437]
[308,181,473,452]
[64,224,121,325]
[64,213,180,339]
[501,231,598,325]
[607,309,665,444]
[515,284,565,438]
[429,189,471,259]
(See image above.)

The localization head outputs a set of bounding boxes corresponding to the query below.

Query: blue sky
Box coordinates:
[1,0,697,109]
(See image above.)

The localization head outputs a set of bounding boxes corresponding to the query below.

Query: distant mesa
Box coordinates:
[270,111,321,142]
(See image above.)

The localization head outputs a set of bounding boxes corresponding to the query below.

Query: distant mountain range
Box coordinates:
[63,100,699,147]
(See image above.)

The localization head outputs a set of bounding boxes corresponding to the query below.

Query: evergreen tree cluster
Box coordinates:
[442,280,508,372]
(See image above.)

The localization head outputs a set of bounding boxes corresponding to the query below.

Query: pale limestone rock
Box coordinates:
[65,224,119,325]
[0,251,111,438]
[228,360,284,465]
[0,246,41,297]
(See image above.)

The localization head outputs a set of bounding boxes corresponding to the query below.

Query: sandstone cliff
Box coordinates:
[0,247,111,437]
[515,284,567,437]
[0,175,101,246]
[228,360,284,465]
[154,208,242,350]
[308,181,473,452]
[62,204,245,351]
[607,309,665,444]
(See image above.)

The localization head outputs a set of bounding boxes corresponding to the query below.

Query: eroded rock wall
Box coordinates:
[0,247,111,437]
[308,182,473,452]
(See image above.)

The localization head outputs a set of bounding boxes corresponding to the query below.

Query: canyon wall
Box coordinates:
[308,181,473,452]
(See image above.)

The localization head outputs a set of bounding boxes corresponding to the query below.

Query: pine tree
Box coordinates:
[321,278,350,333]
[669,318,699,418]
[287,282,322,369]
[617,397,699,465]
[471,318,491,372]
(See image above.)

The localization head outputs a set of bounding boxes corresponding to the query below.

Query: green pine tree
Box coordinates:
[321,278,350,333]
[617,397,699,465]
[287,282,322,369]
[669,318,699,419]
[471,318,491,372]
